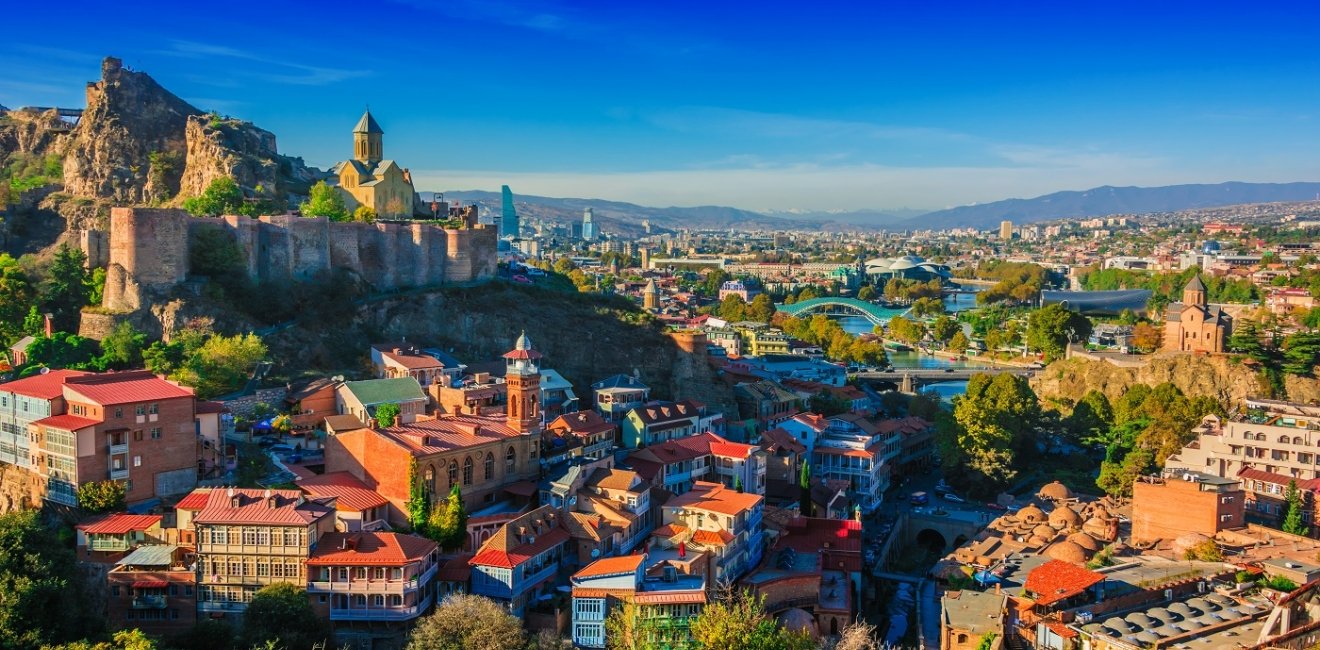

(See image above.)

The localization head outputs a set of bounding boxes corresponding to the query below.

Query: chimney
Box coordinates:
[42,313,53,337]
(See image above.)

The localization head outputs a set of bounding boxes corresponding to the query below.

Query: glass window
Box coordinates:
[463,457,473,485]
[448,461,458,488]
[485,453,495,480]
[507,446,516,472]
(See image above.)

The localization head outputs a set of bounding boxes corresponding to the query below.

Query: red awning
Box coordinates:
[132,580,169,589]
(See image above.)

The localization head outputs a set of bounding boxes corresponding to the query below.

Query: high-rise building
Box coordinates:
[581,208,596,241]
[501,185,519,240]
[999,220,1013,240]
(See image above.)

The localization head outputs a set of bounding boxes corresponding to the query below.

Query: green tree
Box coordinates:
[407,458,431,534]
[930,316,959,344]
[99,322,146,370]
[911,296,945,318]
[43,245,91,333]
[1283,331,1320,376]
[406,594,527,650]
[299,180,350,221]
[0,255,36,347]
[172,333,267,398]
[42,629,158,650]
[1026,303,1092,361]
[809,390,850,417]
[164,620,234,650]
[234,442,274,488]
[0,510,93,647]
[1228,320,1270,363]
[182,177,245,217]
[1067,390,1114,442]
[857,285,877,301]
[746,293,776,323]
[799,462,812,517]
[241,583,329,650]
[949,330,970,353]
[21,333,100,371]
[428,485,469,550]
[1283,479,1308,536]
[718,294,747,321]
[189,227,245,277]
[22,305,44,336]
[375,402,401,428]
[353,205,377,223]
[689,588,814,650]
[76,480,126,514]
[796,286,819,301]
[937,373,1042,495]
[1096,447,1153,498]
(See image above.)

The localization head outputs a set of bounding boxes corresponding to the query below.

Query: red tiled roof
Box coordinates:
[307,532,436,566]
[77,513,162,535]
[1238,467,1320,492]
[470,527,569,569]
[358,415,523,456]
[379,349,444,370]
[791,413,829,431]
[547,410,615,437]
[297,472,389,512]
[469,505,571,569]
[193,488,335,526]
[691,529,734,546]
[175,490,211,511]
[1023,560,1104,606]
[573,554,645,580]
[34,413,99,431]
[195,401,228,414]
[63,371,194,406]
[813,445,874,460]
[652,524,688,538]
[665,481,763,517]
[709,439,756,459]
[437,555,473,582]
[760,428,806,455]
[1044,621,1078,639]
[0,369,88,399]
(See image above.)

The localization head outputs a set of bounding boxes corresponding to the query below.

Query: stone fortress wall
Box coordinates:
[99,207,497,314]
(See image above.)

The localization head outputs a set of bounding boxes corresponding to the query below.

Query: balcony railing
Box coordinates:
[308,579,408,594]
[89,538,130,552]
[329,595,432,621]
[132,595,167,609]
[108,443,128,455]
[109,468,129,480]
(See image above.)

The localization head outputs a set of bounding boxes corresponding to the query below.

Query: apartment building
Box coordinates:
[0,369,87,508]
[627,432,766,496]
[1166,399,1320,481]
[106,544,196,636]
[469,505,569,615]
[808,414,900,514]
[659,481,764,582]
[621,399,715,449]
[189,487,337,621]
[1131,470,1245,544]
[570,554,706,649]
[591,375,650,422]
[370,344,448,387]
[546,410,615,461]
[307,532,439,630]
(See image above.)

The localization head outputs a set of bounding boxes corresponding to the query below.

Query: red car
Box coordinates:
[512,274,532,284]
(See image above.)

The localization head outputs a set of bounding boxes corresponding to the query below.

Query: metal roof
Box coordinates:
[117,544,179,567]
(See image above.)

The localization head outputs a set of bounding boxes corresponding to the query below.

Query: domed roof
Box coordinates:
[515,331,533,351]
[778,608,819,638]
[1050,507,1083,528]
[1068,532,1103,552]
[1044,540,1091,564]
[1032,524,1058,540]
[1039,481,1073,500]
[1018,505,1047,523]
[1174,532,1212,551]
[1083,517,1116,541]
[889,255,924,271]
[1028,535,1050,547]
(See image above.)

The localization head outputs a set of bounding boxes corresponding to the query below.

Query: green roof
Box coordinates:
[343,378,427,406]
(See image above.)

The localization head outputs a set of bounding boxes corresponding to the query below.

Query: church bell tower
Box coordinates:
[353,109,384,164]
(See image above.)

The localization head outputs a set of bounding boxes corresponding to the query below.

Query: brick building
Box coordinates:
[1163,275,1232,354]
[1131,470,1245,544]
[0,369,87,509]
[106,544,196,636]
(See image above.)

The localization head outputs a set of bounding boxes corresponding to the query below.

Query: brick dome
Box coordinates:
[1018,504,1047,524]
[1044,539,1091,564]
[1049,506,1083,529]
[1068,532,1103,552]
[1039,481,1073,500]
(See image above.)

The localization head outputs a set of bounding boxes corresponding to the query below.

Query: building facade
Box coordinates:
[1131,470,1245,543]
[306,532,439,635]
[1163,276,1232,353]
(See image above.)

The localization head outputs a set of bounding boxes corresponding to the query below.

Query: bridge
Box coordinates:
[854,367,1034,390]
[777,297,897,326]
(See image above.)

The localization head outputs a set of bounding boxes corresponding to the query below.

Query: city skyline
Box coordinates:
[4,1,1320,212]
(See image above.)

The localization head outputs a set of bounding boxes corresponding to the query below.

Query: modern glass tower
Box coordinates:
[581,207,596,241]
[501,185,519,239]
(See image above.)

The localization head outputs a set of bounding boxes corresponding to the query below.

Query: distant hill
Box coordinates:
[435,190,896,234]
[909,181,1320,230]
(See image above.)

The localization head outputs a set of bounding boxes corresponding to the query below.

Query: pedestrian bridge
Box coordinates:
[777,297,896,326]
[855,367,1034,389]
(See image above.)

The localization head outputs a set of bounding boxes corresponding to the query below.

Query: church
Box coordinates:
[328,110,421,218]
[1163,275,1232,354]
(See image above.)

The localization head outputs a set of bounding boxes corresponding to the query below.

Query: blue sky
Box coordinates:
[3,1,1319,211]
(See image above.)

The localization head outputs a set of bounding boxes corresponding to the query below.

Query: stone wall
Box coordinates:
[96,207,497,319]
[217,387,288,419]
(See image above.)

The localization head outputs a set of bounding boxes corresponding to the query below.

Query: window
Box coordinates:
[507,446,516,472]
[151,428,161,439]
[133,430,143,441]
[339,568,349,581]
[448,461,458,488]
[425,467,435,494]
[149,403,159,414]
[133,455,141,467]
[372,594,385,607]
[485,453,495,480]
[136,405,146,416]
[463,457,473,485]
[114,408,122,418]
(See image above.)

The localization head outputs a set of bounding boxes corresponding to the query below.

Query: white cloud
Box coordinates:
[158,40,370,86]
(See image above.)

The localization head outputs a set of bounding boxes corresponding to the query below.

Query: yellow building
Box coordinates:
[330,110,419,218]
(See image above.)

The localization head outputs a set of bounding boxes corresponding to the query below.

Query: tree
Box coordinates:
[603,599,659,650]
[718,294,747,321]
[887,315,925,344]
[930,316,959,344]
[43,245,91,333]
[1283,331,1320,376]
[299,180,350,221]
[911,296,945,318]
[353,205,378,223]
[976,633,998,650]
[21,332,99,371]
[99,322,146,369]
[1067,390,1114,442]
[746,293,776,323]
[406,594,527,650]
[164,620,234,650]
[1283,479,1308,536]
[1026,304,1092,361]
[172,333,267,398]
[689,588,814,650]
[833,620,880,650]
[183,177,244,217]
[375,403,401,427]
[407,458,431,534]
[799,462,813,517]
[1130,322,1162,353]
[0,510,93,647]
[810,390,851,417]
[42,629,158,650]
[1096,448,1153,498]
[1183,538,1222,562]
[0,255,36,347]
[241,583,329,650]
[949,331,970,353]
[1228,320,1270,363]
[189,227,245,278]
[428,485,469,550]
[857,285,877,301]
[937,373,1042,495]
[796,286,819,302]
[77,480,126,513]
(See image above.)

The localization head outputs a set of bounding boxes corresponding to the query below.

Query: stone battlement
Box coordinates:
[100,207,497,314]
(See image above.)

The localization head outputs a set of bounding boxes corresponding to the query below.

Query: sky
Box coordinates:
[3,1,1320,212]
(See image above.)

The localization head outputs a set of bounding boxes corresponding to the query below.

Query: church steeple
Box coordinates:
[1182,274,1207,306]
[353,109,384,164]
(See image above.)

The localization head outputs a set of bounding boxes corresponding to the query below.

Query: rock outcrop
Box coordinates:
[0,108,70,159]
[61,57,201,204]
[1031,353,1320,407]
[179,115,319,204]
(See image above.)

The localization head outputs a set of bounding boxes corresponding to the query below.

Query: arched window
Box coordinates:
[424,467,435,495]
[463,457,473,486]
[1295,437,1304,445]
[507,446,516,473]
[1281,435,1292,444]
[448,461,458,488]
[485,453,495,480]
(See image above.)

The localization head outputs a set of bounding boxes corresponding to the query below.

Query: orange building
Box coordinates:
[1132,470,1245,543]
[1163,276,1232,354]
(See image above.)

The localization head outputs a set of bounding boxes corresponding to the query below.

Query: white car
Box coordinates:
[942,493,966,504]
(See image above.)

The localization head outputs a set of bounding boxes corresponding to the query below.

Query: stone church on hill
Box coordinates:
[1163,275,1232,354]
[329,110,420,218]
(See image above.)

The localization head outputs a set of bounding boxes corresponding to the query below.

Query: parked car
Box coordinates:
[269,444,294,455]
[527,268,546,277]
[512,274,532,284]
[985,502,1007,511]
[909,491,929,506]
[942,492,966,504]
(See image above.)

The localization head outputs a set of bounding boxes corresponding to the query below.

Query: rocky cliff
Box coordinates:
[179,116,318,203]
[1031,353,1320,407]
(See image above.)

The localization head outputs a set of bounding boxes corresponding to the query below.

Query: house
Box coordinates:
[0,369,88,508]
[336,378,428,426]
[1130,470,1245,543]
[733,381,801,429]
[7,335,34,367]
[809,413,902,514]
[591,375,651,422]
[941,589,1005,650]
[549,463,656,565]
[283,377,339,432]
[20,370,200,508]
[659,481,765,582]
[742,517,862,637]
[777,412,829,451]
[469,505,570,615]
[539,369,578,420]
[106,544,196,636]
[307,532,439,644]
[621,399,717,449]
[626,432,766,496]
[370,344,447,387]
[191,487,337,621]
[430,372,505,417]
[76,513,164,561]
[570,554,707,649]
[296,471,391,532]
[194,401,232,480]
[546,410,616,461]
[759,427,806,500]
[1238,467,1320,529]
